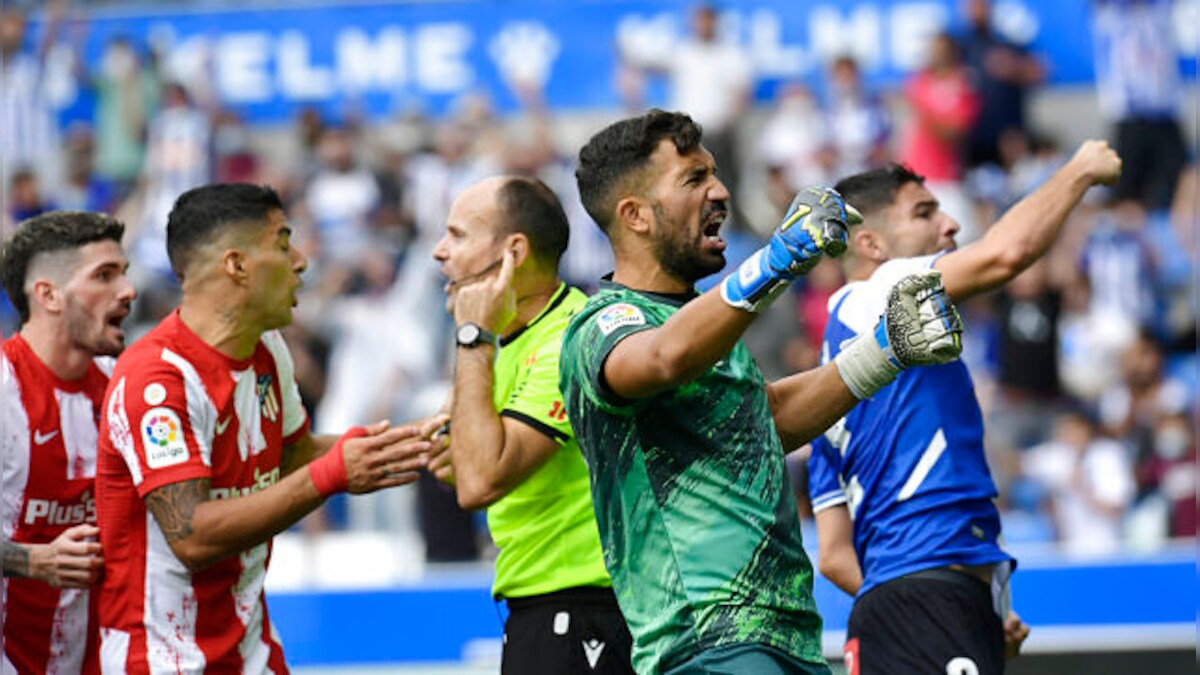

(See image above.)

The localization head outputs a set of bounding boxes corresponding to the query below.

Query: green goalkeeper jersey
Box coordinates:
[558,280,825,674]
[489,283,610,599]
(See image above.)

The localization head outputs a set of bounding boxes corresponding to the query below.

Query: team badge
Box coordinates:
[143,382,167,406]
[595,303,645,336]
[140,407,189,468]
[257,374,280,423]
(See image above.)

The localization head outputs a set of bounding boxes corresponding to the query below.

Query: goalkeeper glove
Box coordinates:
[721,187,862,312]
[835,270,963,399]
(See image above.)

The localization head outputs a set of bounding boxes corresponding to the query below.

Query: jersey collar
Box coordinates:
[500,282,570,347]
[599,275,697,307]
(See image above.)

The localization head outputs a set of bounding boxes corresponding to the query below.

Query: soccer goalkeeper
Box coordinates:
[560,109,965,675]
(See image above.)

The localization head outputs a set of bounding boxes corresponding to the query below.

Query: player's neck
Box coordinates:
[177,299,263,362]
[611,254,691,295]
[848,258,882,283]
[19,321,93,381]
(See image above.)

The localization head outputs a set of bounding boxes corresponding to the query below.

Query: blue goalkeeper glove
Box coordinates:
[721,187,862,312]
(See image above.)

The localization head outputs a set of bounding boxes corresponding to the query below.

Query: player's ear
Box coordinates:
[221,248,248,282]
[507,233,529,267]
[29,278,62,314]
[854,229,886,264]
[615,196,651,236]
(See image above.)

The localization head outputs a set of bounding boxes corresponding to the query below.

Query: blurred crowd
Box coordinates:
[2,0,1195,562]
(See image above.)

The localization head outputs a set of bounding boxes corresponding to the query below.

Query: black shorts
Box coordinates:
[502,586,635,675]
[845,568,1004,675]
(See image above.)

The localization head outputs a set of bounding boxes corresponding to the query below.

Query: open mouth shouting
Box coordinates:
[702,202,728,252]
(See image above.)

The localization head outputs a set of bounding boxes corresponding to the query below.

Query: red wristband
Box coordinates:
[308,426,368,497]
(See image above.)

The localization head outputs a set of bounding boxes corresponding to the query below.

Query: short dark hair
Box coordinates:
[834,163,926,218]
[576,109,703,232]
[0,211,125,325]
[166,183,284,279]
[496,176,570,267]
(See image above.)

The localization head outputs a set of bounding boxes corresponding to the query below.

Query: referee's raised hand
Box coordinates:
[453,247,518,335]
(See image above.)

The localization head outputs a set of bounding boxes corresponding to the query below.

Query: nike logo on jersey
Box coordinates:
[33,429,59,445]
[583,639,605,669]
[215,416,232,436]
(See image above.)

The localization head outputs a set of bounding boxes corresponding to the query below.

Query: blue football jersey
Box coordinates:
[809,255,1014,596]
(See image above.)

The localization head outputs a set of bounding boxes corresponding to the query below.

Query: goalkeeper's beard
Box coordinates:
[650,202,727,284]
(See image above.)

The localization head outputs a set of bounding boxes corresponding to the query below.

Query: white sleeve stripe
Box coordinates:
[107,378,144,486]
[811,491,849,513]
[161,348,217,467]
[1,354,31,540]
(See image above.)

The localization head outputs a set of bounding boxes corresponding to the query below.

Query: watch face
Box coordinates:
[457,324,481,345]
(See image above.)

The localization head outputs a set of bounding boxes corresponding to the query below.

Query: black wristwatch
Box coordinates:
[455,323,499,349]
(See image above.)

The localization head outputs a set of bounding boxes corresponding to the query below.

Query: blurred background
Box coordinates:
[0,0,1195,672]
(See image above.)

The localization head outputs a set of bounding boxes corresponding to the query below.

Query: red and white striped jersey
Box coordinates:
[95,312,308,674]
[1,334,108,675]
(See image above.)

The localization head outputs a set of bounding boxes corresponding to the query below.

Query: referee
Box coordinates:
[429,175,634,674]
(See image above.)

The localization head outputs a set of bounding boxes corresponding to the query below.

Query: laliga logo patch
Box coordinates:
[141,407,189,469]
[595,303,645,336]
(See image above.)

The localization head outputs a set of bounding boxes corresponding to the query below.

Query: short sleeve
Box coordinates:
[105,366,213,497]
[501,340,572,445]
[262,331,310,444]
[808,434,848,514]
[835,254,944,335]
[560,300,658,416]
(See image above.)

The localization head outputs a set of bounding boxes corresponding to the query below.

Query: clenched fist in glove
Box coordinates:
[835,270,964,399]
[721,187,862,313]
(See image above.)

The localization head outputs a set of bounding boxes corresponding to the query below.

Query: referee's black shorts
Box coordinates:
[502,586,635,675]
[845,568,1004,675]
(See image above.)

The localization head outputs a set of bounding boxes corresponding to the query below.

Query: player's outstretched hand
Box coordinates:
[341,419,436,494]
[1070,139,1121,187]
[722,187,861,312]
[453,247,518,335]
[770,187,861,272]
[834,270,962,400]
[878,270,963,369]
[32,523,104,588]
[1004,611,1031,660]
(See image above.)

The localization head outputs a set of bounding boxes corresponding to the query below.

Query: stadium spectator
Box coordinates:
[1092,0,1187,211]
[901,32,979,240]
[808,140,1120,674]
[1,211,135,674]
[986,260,1065,457]
[1079,199,1158,331]
[619,3,754,206]
[1022,409,1135,557]
[127,82,212,293]
[88,35,159,199]
[562,109,962,675]
[302,126,382,267]
[93,183,443,672]
[1135,411,1197,539]
[957,0,1045,169]
[428,175,634,674]
[59,124,119,214]
[0,2,66,199]
[757,84,832,216]
[1098,330,1190,454]
[824,55,891,179]
[8,168,58,223]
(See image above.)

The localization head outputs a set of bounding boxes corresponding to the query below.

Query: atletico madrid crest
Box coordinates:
[257,374,279,423]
